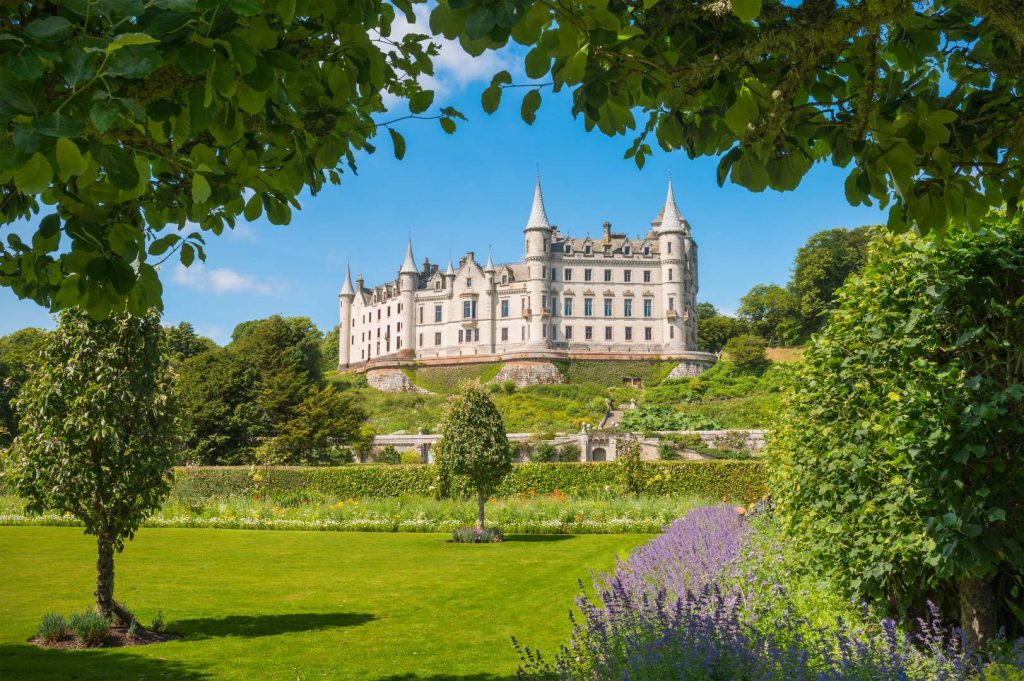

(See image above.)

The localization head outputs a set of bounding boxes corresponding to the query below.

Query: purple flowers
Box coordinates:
[515,506,1024,680]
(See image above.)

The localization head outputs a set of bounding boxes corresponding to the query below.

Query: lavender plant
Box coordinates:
[516,506,1024,680]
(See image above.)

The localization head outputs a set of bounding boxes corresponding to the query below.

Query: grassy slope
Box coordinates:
[0,527,647,681]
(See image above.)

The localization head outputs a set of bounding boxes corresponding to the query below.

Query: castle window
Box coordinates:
[564,268,572,281]
[603,269,612,282]
[625,327,633,341]
[585,326,593,340]
[668,242,672,254]
[643,298,653,317]
[668,296,675,311]
[584,244,591,255]
[624,299,633,317]
[565,326,573,340]
[542,295,547,310]
[564,298,573,316]
[551,324,557,339]
[605,327,612,341]
[418,306,423,324]
[458,330,464,342]
[435,332,441,346]
[551,268,556,281]
[584,269,592,282]
[644,327,652,341]
[501,299,509,318]
[435,281,441,290]
[643,270,652,283]
[387,305,391,317]
[501,327,508,342]
[644,245,651,256]
[624,246,631,256]
[466,277,472,288]
[624,270,632,283]
[551,296,558,316]
[542,325,547,338]
[603,298,612,316]
[474,328,480,341]
[542,266,547,279]
[435,304,442,322]
[377,309,381,320]
[418,333,422,346]
[668,269,673,281]
[501,273,508,285]
[670,326,675,339]
[521,327,526,341]
[584,298,593,317]
[463,300,477,319]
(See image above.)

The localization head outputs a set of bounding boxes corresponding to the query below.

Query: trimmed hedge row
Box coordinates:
[171,461,766,503]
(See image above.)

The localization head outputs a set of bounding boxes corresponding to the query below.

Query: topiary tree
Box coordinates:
[723,334,768,372]
[434,382,513,529]
[616,437,646,496]
[770,213,1024,647]
[9,309,175,623]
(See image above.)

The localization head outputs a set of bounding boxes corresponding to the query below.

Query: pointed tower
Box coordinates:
[657,179,687,352]
[524,176,552,349]
[398,238,418,357]
[338,263,355,369]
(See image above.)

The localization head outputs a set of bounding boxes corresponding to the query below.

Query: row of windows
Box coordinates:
[544,242,655,257]
[409,295,670,324]
[541,267,655,284]
[556,325,655,342]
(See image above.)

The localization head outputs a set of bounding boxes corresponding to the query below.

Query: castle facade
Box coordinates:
[338,179,709,374]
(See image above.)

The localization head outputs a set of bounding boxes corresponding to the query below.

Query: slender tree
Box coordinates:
[9,310,175,622]
[434,382,513,529]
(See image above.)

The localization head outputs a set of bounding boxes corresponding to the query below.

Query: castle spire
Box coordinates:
[484,248,494,272]
[340,262,354,296]
[399,237,417,274]
[658,177,685,234]
[525,174,550,230]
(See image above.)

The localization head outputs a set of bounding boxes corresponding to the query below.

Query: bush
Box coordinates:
[165,460,766,503]
[399,450,423,465]
[618,406,723,431]
[375,445,400,465]
[151,610,166,633]
[451,526,504,543]
[501,380,516,394]
[36,613,67,644]
[657,442,680,460]
[558,444,581,462]
[69,609,111,647]
[529,442,557,463]
[723,334,768,370]
[617,438,645,496]
[552,360,677,387]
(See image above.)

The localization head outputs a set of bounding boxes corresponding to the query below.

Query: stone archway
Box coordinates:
[590,447,607,462]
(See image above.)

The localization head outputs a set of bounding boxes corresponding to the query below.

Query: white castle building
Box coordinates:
[338,178,716,388]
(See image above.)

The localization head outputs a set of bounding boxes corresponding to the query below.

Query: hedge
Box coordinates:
[170,461,766,503]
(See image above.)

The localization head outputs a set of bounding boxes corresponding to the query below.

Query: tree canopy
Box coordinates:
[0,0,457,317]
[435,0,1024,235]
[770,213,1024,645]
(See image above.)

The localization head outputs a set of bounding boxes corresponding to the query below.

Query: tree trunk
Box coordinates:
[959,575,997,650]
[477,494,486,530]
[96,534,115,619]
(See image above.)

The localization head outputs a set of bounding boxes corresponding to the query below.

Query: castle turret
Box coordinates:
[524,176,551,349]
[657,179,687,352]
[338,263,355,368]
[398,238,418,356]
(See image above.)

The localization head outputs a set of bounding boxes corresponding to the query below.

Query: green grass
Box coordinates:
[0,527,649,680]
[551,359,678,387]
[403,363,503,393]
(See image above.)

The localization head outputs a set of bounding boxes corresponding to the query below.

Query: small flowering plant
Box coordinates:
[451,526,504,544]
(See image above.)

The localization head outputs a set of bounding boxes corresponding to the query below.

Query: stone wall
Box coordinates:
[489,360,565,388]
[667,357,717,379]
[366,368,431,394]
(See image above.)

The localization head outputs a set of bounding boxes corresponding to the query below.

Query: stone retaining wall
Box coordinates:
[366,368,431,394]
[489,360,565,387]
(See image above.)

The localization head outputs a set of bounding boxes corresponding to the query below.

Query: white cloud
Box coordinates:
[172,263,280,296]
[383,5,517,107]
[227,223,257,241]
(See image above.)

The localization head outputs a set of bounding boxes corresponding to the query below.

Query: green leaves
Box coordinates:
[13,153,52,194]
[389,128,406,160]
[24,16,74,41]
[55,138,88,180]
[520,89,541,125]
[192,174,211,204]
[731,0,762,22]
[724,86,758,139]
[481,71,511,115]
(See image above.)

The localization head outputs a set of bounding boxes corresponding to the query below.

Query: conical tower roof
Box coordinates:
[656,178,686,234]
[340,263,355,296]
[399,238,417,274]
[525,175,550,230]
[444,257,455,276]
[484,250,494,272]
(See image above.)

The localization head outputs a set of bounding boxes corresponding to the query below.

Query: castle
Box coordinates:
[338,178,716,390]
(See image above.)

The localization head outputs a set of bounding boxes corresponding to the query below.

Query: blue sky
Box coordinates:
[0,17,885,344]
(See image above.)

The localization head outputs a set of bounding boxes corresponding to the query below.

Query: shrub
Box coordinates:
[501,380,517,394]
[374,445,400,465]
[657,442,680,460]
[399,450,423,465]
[451,526,504,543]
[617,438,645,496]
[558,444,581,462]
[529,442,557,463]
[618,406,723,431]
[69,609,111,647]
[151,610,166,633]
[36,613,67,644]
[723,334,768,370]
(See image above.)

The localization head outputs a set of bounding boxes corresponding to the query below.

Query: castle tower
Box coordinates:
[338,263,355,368]
[523,176,551,349]
[398,238,418,357]
[483,250,496,354]
[657,179,688,352]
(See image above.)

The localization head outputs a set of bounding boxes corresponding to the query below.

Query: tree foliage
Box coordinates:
[8,309,175,619]
[0,327,48,444]
[723,334,769,371]
[737,284,799,346]
[434,0,1024,236]
[790,226,873,337]
[770,214,1024,643]
[434,382,513,528]
[257,385,366,465]
[0,0,460,316]
[163,321,217,366]
[696,302,749,353]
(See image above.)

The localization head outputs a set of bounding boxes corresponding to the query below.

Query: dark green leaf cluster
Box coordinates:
[770,213,1024,630]
[0,327,48,445]
[8,309,175,550]
[0,0,450,316]
[433,0,1024,234]
[722,333,768,371]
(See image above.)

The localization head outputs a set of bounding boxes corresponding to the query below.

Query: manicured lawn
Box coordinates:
[0,527,649,680]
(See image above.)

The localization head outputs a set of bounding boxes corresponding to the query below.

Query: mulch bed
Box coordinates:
[31,625,179,649]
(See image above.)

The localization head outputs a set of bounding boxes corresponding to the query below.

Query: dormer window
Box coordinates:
[584,244,592,255]
[643,245,651,256]
[624,246,631,256]
[501,273,508,285]
[466,277,472,288]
